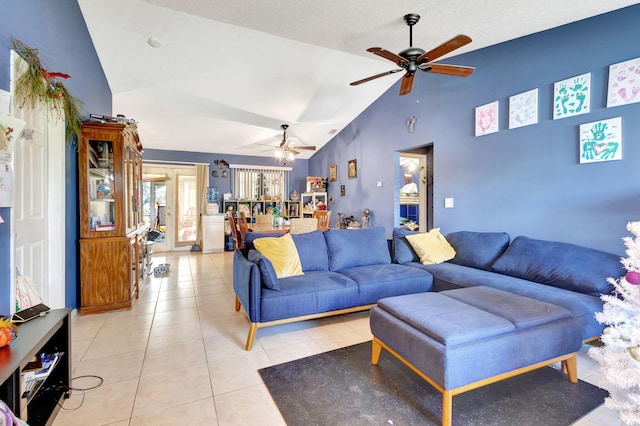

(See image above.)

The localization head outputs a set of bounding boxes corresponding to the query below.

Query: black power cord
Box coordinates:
[50,374,104,411]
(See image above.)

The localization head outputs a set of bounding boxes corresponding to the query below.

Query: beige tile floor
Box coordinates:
[52,251,622,425]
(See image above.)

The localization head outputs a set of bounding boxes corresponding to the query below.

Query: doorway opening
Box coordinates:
[397,146,433,232]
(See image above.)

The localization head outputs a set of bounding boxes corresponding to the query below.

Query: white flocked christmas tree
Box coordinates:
[589,221,640,425]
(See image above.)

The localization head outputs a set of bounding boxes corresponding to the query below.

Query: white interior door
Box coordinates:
[10,51,65,310]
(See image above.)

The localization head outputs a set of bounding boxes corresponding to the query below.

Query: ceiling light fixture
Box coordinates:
[275,125,295,165]
[147,37,162,48]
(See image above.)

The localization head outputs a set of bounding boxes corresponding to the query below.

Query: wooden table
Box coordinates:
[249,223,290,234]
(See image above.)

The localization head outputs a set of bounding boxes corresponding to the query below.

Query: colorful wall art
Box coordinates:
[607,57,640,107]
[509,88,538,129]
[554,73,590,119]
[475,101,499,136]
[579,117,622,164]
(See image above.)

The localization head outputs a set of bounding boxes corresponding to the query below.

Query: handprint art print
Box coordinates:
[554,73,590,119]
[579,117,622,164]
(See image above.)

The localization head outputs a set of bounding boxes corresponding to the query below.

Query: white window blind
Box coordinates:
[230,165,290,199]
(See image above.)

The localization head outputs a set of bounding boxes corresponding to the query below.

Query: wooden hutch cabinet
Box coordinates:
[78,121,147,314]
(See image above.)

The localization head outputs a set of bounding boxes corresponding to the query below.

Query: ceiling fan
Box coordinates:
[275,124,316,164]
[350,13,475,96]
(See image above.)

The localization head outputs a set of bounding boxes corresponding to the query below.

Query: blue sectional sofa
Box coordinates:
[392,228,626,341]
[233,227,433,350]
[233,226,623,351]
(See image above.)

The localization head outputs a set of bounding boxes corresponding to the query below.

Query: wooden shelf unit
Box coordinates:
[0,309,71,426]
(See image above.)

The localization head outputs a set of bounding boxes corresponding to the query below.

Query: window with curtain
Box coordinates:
[230,165,291,199]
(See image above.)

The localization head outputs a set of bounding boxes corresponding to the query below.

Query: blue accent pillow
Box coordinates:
[247,249,280,290]
[325,227,391,271]
[392,227,420,264]
[491,236,623,296]
[291,230,329,271]
[446,231,510,271]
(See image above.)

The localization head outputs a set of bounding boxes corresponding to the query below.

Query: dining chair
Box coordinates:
[313,210,331,231]
[289,218,318,234]
[228,213,243,249]
[238,211,253,243]
[254,214,274,225]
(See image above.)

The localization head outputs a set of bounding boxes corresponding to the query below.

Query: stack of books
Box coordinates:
[21,352,62,401]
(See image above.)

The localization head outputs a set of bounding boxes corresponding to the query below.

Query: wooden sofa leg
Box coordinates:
[235,296,241,311]
[563,354,578,383]
[245,323,258,350]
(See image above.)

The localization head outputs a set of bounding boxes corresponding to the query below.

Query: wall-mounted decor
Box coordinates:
[579,117,622,164]
[222,170,228,178]
[553,73,590,119]
[214,159,229,169]
[211,171,218,177]
[348,159,357,179]
[340,185,345,196]
[475,101,499,136]
[509,88,538,129]
[329,164,337,182]
[607,57,640,107]
[306,176,326,192]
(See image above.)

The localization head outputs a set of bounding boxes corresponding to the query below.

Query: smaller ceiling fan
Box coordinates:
[350,13,475,96]
[275,124,316,164]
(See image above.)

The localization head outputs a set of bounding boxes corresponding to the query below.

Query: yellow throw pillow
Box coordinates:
[253,233,304,279]
[405,228,456,265]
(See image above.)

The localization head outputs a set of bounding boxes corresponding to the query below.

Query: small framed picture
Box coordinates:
[348,159,357,179]
[329,164,337,182]
[340,185,345,196]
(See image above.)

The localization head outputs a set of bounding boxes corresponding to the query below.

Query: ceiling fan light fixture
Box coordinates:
[147,37,162,48]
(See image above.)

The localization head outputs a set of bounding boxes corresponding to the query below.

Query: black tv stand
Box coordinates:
[0,309,71,425]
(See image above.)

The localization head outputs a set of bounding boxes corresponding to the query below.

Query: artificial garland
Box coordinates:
[11,38,83,144]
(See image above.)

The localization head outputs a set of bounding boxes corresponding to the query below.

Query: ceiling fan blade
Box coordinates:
[421,63,475,77]
[399,73,415,96]
[294,146,316,150]
[367,47,408,66]
[350,68,403,86]
[418,35,472,63]
[290,149,300,155]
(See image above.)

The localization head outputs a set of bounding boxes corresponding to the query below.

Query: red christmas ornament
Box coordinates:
[625,271,640,285]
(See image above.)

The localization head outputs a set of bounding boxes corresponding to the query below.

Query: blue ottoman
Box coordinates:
[369,286,582,426]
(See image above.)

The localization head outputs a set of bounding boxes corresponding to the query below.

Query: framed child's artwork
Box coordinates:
[579,117,622,164]
[553,73,590,119]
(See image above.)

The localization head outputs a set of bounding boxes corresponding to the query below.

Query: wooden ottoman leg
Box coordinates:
[371,338,382,365]
[235,296,241,311]
[442,389,453,426]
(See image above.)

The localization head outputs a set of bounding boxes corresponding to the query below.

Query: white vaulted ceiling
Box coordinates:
[77,0,640,159]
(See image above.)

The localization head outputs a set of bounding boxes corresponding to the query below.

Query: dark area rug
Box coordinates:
[259,342,608,426]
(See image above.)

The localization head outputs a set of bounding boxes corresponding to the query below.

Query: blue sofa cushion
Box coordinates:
[259,271,360,322]
[446,231,510,271]
[392,227,420,264]
[338,263,433,305]
[491,236,623,296]
[247,249,280,290]
[325,227,391,271]
[291,230,329,271]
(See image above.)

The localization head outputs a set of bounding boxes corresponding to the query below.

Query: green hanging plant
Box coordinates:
[11,38,84,144]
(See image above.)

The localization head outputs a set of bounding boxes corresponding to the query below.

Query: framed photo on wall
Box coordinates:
[329,164,337,182]
[348,159,357,179]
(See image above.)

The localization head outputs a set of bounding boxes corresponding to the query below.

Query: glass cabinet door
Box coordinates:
[87,139,116,232]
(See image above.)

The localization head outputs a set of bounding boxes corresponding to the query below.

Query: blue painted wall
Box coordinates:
[143,148,310,198]
[0,0,112,315]
[310,4,640,255]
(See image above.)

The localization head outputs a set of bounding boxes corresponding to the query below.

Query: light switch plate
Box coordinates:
[444,197,454,208]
